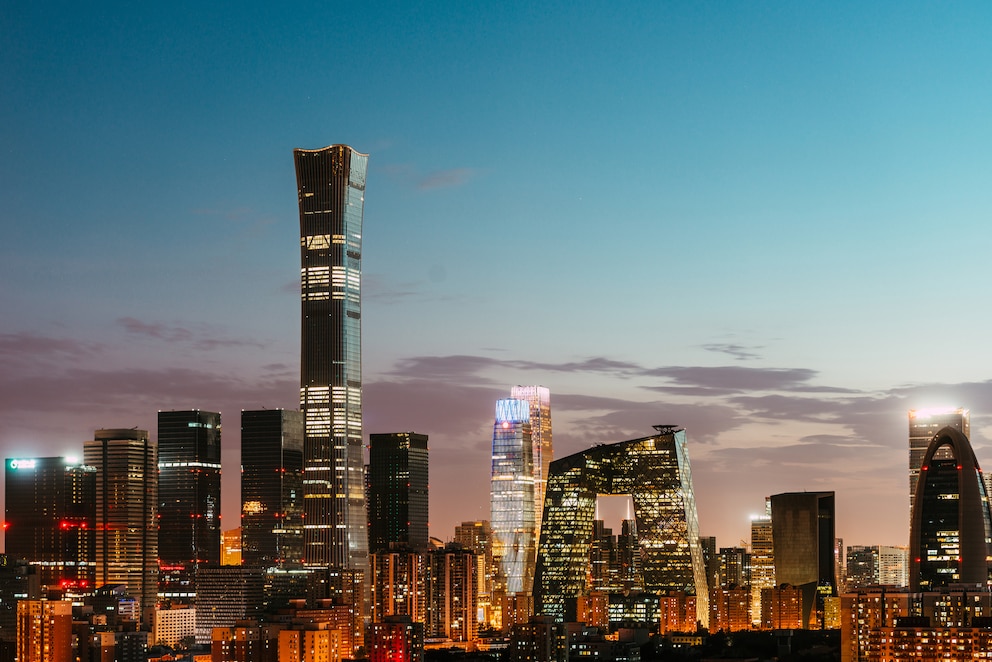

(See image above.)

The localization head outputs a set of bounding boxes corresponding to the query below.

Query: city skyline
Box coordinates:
[4,3,992,553]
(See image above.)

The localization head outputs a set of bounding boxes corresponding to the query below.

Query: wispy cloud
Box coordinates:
[417,168,476,190]
[117,318,266,350]
[702,343,763,361]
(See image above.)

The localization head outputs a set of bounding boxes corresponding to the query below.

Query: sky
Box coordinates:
[3,1,992,553]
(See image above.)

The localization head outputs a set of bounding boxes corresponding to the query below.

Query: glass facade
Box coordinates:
[294,144,369,571]
[510,386,553,539]
[490,398,536,596]
[534,426,708,626]
[368,432,429,553]
[157,410,222,598]
[83,429,158,614]
[241,409,304,568]
[910,426,992,591]
[909,408,969,517]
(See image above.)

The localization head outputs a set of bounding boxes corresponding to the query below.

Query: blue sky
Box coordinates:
[3,1,992,550]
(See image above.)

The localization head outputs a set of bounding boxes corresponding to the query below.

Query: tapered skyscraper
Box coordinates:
[909,408,969,516]
[294,144,369,570]
[510,386,552,537]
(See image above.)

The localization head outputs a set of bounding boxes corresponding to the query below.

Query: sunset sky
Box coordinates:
[3,2,992,552]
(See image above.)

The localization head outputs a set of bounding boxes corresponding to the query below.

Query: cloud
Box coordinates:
[642,365,819,392]
[0,332,100,362]
[702,343,763,361]
[417,168,475,190]
[117,317,265,350]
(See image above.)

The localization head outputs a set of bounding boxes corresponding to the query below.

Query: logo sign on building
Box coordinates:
[7,459,37,470]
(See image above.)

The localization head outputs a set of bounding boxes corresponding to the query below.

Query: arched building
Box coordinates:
[909,426,992,590]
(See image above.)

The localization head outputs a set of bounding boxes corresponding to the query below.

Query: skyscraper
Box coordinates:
[909,408,969,515]
[770,491,836,629]
[509,386,553,537]
[909,426,992,591]
[749,503,775,625]
[490,398,536,596]
[368,432,429,553]
[294,144,369,571]
[535,426,708,626]
[157,410,222,598]
[4,456,95,591]
[241,409,305,568]
[83,429,157,614]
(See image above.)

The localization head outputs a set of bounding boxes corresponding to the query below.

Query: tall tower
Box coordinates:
[509,386,553,538]
[157,410,222,598]
[294,144,369,571]
[770,492,836,629]
[749,500,775,626]
[368,432,429,553]
[83,429,157,614]
[241,409,305,568]
[4,457,95,592]
[910,426,992,591]
[490,398,536,596]
[909,408,969,515]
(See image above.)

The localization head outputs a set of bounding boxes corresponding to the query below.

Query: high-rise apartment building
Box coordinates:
[845,545,909,590]
[770,491,836,629]
[490,398,536,596]
[16,599,72,662]
[294,144,369,571]
[83,429,158,614]
[369,549,427,623]
[426,544,478,642]
[157,410,222,598]
[909,408,969,515]
[910,426,992,591]
[368,432,429,553]
[241,409,304,568]
[535,426,708,626]
[509,386,553,536]
[4,457,95,591]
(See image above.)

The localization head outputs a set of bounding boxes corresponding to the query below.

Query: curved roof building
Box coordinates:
[909,426,992,590]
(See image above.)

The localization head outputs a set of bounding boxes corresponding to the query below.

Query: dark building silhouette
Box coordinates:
[4,457,95,592]
[240,409,304,568]
[909,408,970,517]
[83,429,157,615]
[770,491,836,629]
[368,432,429,553]
[157,410,222,599]
[534,426,708,626]
[910,426,992,590]
[294,144,369,571]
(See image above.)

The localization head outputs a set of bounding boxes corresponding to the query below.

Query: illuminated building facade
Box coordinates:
[909,408,969,516]
[760,585,803,630]
[770,491,836,628]
[367,615,424,662]
[368,432,429,553]
[510,386,553,537]
[193,566,264,644]
[749,504,775,625]
[158,410,222,598]
[16,599,72,662]
[426,544,478,642]
[241,409,304,568]
[294,144,369,571]
[83,429,157,614]
[846,545,909,590]
[534,426,708,626]
[708,586,751,633]
[490,398,536,596]
[909,426,992,590]
[4,456,95,592]
[454,520,494,613]
[369,550,426,623]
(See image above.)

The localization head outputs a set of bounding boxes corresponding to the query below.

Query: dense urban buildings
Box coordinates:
[368,432,429,553]
[294,144,369,572]
[845,545,908,589]
[770,491,836,629]
[83,428,158,614]
[490,398,537,597]
[240,408,304,568]
[908,407,969,516]
[534,426,708,626]
[157,410,222,598]
[909,425,992,590]
[3,456,95,592]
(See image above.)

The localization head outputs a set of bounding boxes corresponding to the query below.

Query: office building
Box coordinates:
[534,426,708,626]
[509,386,553,537]
[4,457,95,591]
[157,410,222,598]
[83,429,157,614]
[770,491,836,628]
[152,606,196,648]
[221,528,241,566]
[845,545,909,590]
[491,398,536,596]
[0,556,40,660]
[241,409,304,568]
[910,426,992,590]
[193,566,264,644]
[718,547,749,588]
[294,144,369,571]
[368,432,428,553]
[749,505,775,625]
[908,408,969,516]
[16,599,71,662]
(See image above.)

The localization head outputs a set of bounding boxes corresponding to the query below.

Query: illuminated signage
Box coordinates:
[7,459,37,470]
